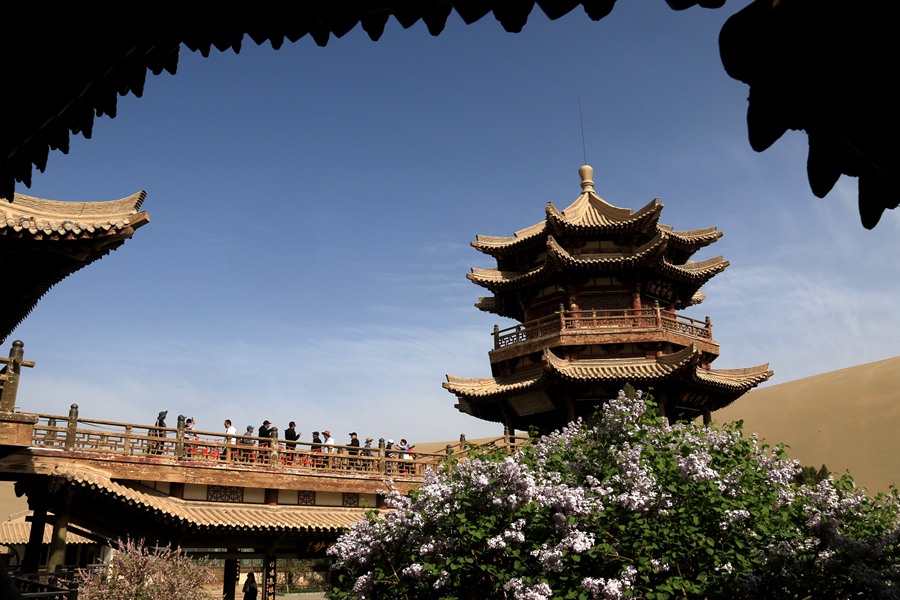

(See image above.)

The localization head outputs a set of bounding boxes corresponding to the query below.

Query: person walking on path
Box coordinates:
[242,572,258,600]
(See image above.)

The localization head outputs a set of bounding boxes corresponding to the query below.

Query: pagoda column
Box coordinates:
[631,281,642,310]
[47,490,73,573]
[22,504,47,573]
[223,553,238,600]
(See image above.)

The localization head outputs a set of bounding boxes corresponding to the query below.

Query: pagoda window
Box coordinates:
[578,292,629,311]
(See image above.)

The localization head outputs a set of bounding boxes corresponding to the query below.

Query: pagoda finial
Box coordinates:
[579,165,595,192]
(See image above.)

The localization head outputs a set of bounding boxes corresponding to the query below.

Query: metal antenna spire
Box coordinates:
[578,96,587,165]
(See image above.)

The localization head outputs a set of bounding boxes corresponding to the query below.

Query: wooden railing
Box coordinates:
[28,408,528,480]
[493,308,712,350]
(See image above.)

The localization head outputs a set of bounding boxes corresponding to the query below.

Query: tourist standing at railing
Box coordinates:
[399,439,415,474]
[240,425,257,463]
[185,417,198,455]
[148,410,167,455]
[322,430,335,453]
[257,420,272,447]
[362,437,374,457]
[284,421,300,464]
[223,419,237,460]
[348,432,360,470]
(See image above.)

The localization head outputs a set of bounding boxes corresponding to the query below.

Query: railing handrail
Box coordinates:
[26,412,529,480]
[493,307,713,349]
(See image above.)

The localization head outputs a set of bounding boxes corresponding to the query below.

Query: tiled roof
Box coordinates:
[47,464,370,533]
[0,192,150,344]
[547,194,662,233]
[0,519,95,546]
[1,192,148,239]
[544,345,698,382]
[444,367,545,399]
[690,363,773,392]
[468,231,667,291]
[446,345,771,399]
[546,232,666,271]
[654,255,729,283]
[659,225,723,251]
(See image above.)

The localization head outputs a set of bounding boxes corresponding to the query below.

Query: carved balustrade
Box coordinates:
[493,308,712,350]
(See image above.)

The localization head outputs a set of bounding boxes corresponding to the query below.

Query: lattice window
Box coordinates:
[298,490,315,506]
[208,485,244,503]
[342,493,360,508]
[579,294,629,311]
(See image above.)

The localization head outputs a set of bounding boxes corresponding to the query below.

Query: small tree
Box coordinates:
[327,390,900,599]
[75,537,216,600]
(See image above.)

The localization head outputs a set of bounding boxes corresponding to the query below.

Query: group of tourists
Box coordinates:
[149,411,416,470]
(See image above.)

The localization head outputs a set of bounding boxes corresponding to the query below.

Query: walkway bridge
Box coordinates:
[0,341,526,598]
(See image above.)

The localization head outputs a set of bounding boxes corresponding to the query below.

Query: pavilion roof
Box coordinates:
[0,517,96,546]
[47,464,370,534]
[0,192,149,345]
[445,345,771,399]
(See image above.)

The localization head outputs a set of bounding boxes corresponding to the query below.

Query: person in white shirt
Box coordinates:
[322,430,336,453]
[223,419,238,460]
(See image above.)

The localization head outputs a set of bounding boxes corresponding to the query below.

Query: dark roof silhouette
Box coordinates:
[1,0,892,230]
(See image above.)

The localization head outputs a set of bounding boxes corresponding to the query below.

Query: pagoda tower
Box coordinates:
[444,165,772,434]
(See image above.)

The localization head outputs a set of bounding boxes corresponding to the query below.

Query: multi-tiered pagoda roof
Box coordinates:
[445,166,771,434]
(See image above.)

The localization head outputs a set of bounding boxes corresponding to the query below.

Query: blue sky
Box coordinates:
[8,3,898,444]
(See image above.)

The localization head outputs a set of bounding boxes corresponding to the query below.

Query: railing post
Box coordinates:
[269,427,279,464]
[493,324,499,349]
[654,300,662,328]
[64,404,78,450]
[445,444,453,455]
[559,304,566,330]
[705,316,712,338]
[459,433,466,445]
[0,340,24,412]
[378,438,386,475]
[175,415,185,458]
[123,425,132,455]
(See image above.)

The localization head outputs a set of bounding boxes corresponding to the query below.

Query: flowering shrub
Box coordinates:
[75,537,216,600]
[327,390,900,599]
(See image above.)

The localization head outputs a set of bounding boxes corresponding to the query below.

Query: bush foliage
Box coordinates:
[75,537,216,600]
[327,390,900,599]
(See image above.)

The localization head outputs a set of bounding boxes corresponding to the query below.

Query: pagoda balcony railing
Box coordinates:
[25,408,529,480]
[493,308,712,350]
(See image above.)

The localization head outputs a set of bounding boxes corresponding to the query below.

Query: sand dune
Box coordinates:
[716,355,900,495]
[2,356,897,520]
